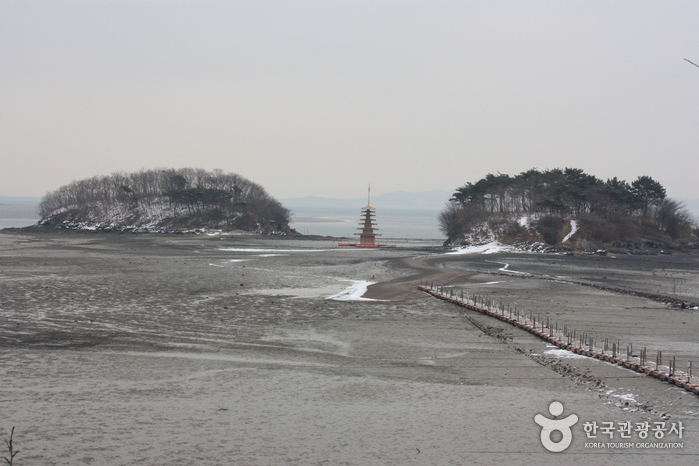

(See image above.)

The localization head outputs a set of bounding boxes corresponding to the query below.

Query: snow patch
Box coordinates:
[543,349,588,359]
[326,280,378,301]
[209,258,248,267]
[446,241,516,255]
[610,392,638,404]
[485,260,530,275]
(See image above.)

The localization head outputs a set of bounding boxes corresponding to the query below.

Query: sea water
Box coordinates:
[0,197,41,229]
[0,197,446,240]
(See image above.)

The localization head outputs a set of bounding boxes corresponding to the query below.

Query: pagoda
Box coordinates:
[338,186,395,248]
[354,186,381,246]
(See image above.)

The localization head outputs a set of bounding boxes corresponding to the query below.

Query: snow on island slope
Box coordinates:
[561,220,578,243]
[448,216,581,254]
[445,242,518,255]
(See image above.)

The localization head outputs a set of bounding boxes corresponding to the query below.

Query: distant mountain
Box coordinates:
[281,189,452,211]
[680,198,699,222]
[0,196,42,206]
[281,190,450,239]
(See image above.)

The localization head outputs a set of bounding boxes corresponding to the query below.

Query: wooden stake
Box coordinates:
[671,355,676,376]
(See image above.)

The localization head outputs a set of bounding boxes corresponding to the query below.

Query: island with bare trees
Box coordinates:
[35,168,291,234]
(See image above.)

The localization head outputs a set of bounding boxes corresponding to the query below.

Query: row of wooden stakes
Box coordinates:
[419,280,699,395]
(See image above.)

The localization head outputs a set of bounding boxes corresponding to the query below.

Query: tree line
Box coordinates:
[39,168,290,231]
[440,168,695,246]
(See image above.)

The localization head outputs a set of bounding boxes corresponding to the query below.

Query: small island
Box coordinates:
[440,168,697,251]
[35,168,292,234]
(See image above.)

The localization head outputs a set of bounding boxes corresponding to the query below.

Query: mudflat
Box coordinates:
[1,231,698,464]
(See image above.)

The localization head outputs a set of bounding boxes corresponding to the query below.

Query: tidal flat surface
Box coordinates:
[1,231,698,464]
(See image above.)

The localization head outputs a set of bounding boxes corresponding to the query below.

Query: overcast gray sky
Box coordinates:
[1,0,698,200]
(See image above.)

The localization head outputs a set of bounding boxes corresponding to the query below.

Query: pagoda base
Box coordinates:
[338,243,396,248]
